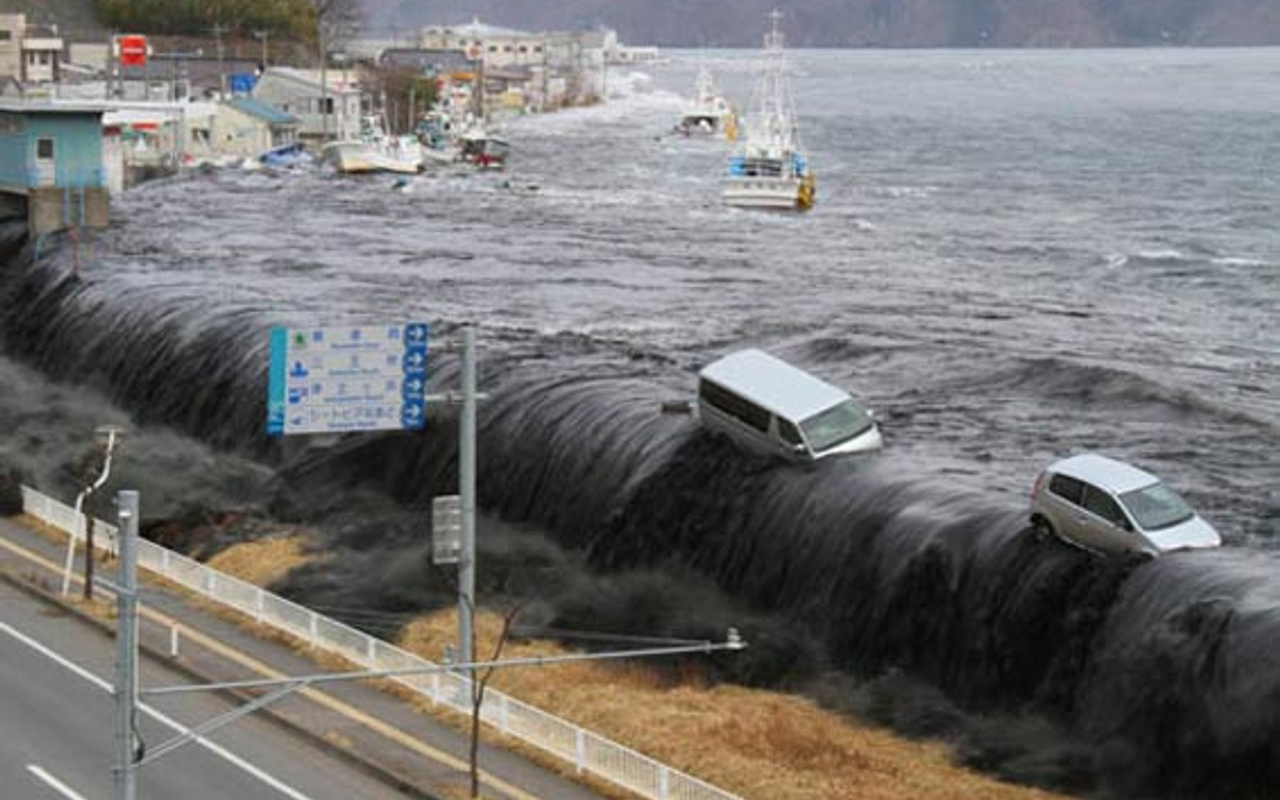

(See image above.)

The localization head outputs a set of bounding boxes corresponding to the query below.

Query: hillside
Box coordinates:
[362,0,1280,47]
[0,0,105,40]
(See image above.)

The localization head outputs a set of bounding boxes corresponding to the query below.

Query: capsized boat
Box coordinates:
[323,114,423,175]
[723,12,815,212]
[259,141,314,169]
[676,66,737,139]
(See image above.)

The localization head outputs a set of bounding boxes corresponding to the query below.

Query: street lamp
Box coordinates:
[252,29,270,70]
[61,424,126,599]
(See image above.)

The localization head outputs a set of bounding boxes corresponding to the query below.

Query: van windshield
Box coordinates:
[1119,483,1195,531]
[800,400,874,453]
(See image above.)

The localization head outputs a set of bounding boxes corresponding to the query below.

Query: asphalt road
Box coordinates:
[0,578,415,800]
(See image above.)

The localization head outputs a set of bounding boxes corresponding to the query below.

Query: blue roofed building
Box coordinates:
[0,99,110,235]
[212,96,299,160]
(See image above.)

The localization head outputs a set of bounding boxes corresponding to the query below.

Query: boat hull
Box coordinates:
[723,175,815,211]
[324,141,421,175]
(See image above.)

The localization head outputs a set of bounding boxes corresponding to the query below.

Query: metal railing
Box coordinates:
[20,485,742,800]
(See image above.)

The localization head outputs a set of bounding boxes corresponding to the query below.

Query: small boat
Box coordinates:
[723,12,816,212]
[676,66,737,139]
[458,122,509,170]
[323,114,422,175]
[259,142,313,168]
[415,110,461,167]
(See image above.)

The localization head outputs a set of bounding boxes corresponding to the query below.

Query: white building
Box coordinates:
[0,14,65,85]
[252,67,361,145]
[418,18,547,69]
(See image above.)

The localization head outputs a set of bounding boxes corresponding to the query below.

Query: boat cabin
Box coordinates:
[697,349,882,462]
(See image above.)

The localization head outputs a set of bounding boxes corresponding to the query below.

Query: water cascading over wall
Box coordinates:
[2,241,1278,798]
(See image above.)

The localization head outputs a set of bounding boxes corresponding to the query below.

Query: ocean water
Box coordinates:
[2,47,1279,796]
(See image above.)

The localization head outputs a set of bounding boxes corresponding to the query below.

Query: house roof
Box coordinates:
[226,96,296,125]
[260,67,361,94]
[0,99,107,115]
[380,48,470,73]
[426,18,535,39]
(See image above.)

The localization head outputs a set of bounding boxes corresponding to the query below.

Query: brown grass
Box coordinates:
[48,529,1076,800]
[206,536,318,587]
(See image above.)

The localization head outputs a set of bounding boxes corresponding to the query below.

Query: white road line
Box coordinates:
[26,765,90,800]
[1,620,315,800]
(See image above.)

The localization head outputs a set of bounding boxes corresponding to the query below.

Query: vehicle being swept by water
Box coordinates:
[723,11,816,212]
[697,349,882,463]
[1031,453,1222,557]
[323,114,422,175]
[676,65,737,139]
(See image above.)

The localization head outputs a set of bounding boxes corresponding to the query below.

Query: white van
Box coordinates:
[697,349,883,462]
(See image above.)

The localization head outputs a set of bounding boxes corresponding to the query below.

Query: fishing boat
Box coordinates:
[676,66,737,139]
[458,121,510,170]
[415,109,462,166]
[723,11,816,212]
[323,114,422,175]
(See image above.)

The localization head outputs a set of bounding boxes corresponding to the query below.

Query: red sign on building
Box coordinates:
[118,35,148,67]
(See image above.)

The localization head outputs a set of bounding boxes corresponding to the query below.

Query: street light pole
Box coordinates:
[113,490,140,800]
[253,29,269,69]
[458,325,477,674]
[62,425,125,598]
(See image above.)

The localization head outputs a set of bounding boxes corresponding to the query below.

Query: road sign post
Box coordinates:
[459,326,477,676]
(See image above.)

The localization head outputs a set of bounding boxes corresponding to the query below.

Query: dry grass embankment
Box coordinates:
[207,537,1078,800]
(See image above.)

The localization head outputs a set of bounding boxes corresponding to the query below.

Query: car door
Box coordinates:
[1079,484,1134,553]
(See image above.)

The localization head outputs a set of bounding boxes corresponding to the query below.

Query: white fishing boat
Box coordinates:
[415,109,462,167]
[323,114,423,175]
[676,66,737,139]
[723,11,816,212]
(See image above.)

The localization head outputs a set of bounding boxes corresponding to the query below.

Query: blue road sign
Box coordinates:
[267,323,429,436]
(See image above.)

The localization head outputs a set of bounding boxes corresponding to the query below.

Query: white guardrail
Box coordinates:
[20,486,742,800]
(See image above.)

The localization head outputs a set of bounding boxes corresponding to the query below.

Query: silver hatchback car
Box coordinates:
[1030,453,1221,557]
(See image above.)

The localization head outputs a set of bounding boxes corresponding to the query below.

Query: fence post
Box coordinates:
[366,636,376,665]
[308,612,318,649]
[204,570,216,595]
[575,728,586,774]
[161,549,171,573]
[170,625,180,658]
[659,765,670,800]
[255,589,265,623]
[499,694,509,734]
[432,673,440,706]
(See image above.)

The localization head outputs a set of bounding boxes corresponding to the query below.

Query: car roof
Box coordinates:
[1048,453,1161,494]
[699,349,851,421]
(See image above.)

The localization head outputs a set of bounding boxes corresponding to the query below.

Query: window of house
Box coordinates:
[36,138,54,160]
[0,31,12,42]
[503,45,513,52]
[38,51,49,65]
[519,46,528,53]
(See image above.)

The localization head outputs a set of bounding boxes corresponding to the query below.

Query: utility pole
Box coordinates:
[252,29,269,69]
[319,24,330,142]
[458,326,477,672]
[211,23,228,98]
[113,490,140,800]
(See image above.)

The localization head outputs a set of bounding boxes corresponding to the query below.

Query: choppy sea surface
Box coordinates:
[2,47,1279,798]
[87,47,1280,540]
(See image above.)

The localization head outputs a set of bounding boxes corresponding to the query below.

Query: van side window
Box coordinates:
[776,417,802,446]
[1082,485,1128,528]
[699,380,769,432]
[1049,474,1084,504]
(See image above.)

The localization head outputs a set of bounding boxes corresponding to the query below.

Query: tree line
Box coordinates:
[89,0,361,42]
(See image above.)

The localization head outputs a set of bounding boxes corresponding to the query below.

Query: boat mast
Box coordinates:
[754,9,796,157]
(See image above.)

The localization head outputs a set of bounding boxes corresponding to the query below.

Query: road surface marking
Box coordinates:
[26,765,89,800]
[0,534,550,800]
[1,620,315,800]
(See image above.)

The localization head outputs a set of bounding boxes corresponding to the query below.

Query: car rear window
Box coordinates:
[1049,474,1085,504]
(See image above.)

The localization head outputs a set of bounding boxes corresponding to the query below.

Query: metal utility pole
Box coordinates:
[319,25,330,142]
[113,490,140,800]
[209,23,229,97]
[458,325,477,672]
[252,29,269,69]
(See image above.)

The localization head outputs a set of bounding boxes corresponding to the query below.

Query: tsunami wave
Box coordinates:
[2,236,1279,797]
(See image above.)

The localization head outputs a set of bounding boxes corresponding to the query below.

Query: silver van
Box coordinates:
[1030,453,1221,557]
[697,349,883,462]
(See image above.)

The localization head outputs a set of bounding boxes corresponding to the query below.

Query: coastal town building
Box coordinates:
[418,19,547,69]
[253,67,362,144]
[0,100,109,234]
[0,14,65,86]
[213,96,299,160]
